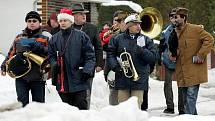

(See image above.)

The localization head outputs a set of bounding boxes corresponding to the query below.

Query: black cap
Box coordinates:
[25,11,41,23]
[71,3,89,14]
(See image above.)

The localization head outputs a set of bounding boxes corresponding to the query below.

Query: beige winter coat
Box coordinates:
[175,23,214,87]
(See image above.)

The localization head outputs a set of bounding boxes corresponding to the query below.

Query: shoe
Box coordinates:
[179,110,185,115]
[163,108,175,114]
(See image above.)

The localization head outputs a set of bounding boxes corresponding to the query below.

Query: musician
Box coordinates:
[103,10,128,106]
[48,8,96,110]
[0,11,51,107]
[107,14,157,108]
[71,3,103,109]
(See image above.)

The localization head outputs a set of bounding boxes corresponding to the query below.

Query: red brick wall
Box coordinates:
[37,0,93,26]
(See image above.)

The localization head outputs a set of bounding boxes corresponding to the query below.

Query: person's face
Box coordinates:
[113,17,119,25]
[59,19,73,29]
[103,24,110,29]
[174,14,185,28]
[169,15,176,25]
[73,12,86,25]
[128,22,141,34]
[26,19,40,30]
[50,19,59,28]
[112,17,126,31]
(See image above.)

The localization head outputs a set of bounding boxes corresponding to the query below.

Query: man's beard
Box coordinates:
[175,22,181,28]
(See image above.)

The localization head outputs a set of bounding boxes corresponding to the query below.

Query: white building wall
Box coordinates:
[0,0,36,54]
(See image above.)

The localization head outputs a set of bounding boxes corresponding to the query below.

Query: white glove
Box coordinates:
[137,36,145,47]
[107,70,115,82]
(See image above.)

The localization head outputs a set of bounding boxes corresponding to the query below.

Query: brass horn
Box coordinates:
[23,52,50,74]
[6,54,31,78]
[6,52,50,78]
[139,7,163,39]
[119,48,139,81]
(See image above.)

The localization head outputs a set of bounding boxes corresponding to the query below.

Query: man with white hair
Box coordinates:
[48,8,96,110]
[107,14,157,108]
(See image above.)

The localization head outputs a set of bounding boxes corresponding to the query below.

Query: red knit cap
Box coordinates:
[57,8,74,22]
[50,12,57,21]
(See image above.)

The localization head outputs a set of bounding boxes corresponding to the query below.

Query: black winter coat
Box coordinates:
[107,31,157,90]
[73,23,103,68]
[48,28,96,93]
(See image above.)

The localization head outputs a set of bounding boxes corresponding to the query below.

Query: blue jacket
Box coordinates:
[159,24,176,70]
[107,31,157,90]
[48,28,96,92]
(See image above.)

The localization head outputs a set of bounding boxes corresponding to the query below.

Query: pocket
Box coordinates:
[73,69,82,81]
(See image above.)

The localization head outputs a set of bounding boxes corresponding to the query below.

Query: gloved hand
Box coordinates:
[19,38,36,46]
[82,73,92,81]
[137,36,145,47]
[192,55,204,64]
[107,71,115,87]
[16,43,31,53]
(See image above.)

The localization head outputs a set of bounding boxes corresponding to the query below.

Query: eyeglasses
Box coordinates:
[173,15,179,19]
[27,19,38,23]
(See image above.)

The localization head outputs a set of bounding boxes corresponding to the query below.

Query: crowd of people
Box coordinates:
[0,2,214,116]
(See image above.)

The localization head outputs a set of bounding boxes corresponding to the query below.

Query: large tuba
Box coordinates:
[119,48,139,81]
[6,52,50,78]
[139,7,163,39]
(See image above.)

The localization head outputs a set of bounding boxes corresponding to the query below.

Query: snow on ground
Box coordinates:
[0,54,215,121]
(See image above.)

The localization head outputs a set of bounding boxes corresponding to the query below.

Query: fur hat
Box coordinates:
[25,11,41,23]
[71,3,89,14]
[57,8,74,23]
[175,7,189,16]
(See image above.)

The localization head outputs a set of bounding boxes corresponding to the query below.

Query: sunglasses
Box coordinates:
[114,19,122,23]
[27,19,38,23]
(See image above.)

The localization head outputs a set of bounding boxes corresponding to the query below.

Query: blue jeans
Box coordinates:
[182,84,200,115]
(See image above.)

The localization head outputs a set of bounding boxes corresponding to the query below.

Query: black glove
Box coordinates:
[16,43,31,53]
[135,45,144,55]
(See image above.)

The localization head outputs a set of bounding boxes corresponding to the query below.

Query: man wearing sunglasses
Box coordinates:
[159,8,185,115]
[1,11,51,107]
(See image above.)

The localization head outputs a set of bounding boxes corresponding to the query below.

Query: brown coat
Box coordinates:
[175,23,214,87]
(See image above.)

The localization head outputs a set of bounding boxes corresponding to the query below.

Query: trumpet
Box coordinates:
[119,48,139,81]
[102,25,120,40]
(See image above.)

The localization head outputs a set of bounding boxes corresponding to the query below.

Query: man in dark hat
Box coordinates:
[1,11,51,107]
[174,7,214,115]
[71,3,103,109]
